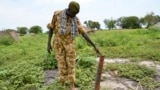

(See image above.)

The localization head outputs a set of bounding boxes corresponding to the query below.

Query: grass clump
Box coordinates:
[105,63,160,89]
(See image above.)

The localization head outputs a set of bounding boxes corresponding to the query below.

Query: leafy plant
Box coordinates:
[43,53,57,70]
[105,63,159,89]
[75,56,97,90]
[140,77,160,90]
[0,62,44,90]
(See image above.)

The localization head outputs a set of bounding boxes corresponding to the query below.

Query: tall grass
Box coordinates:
[88,29,160,61]
[0,35,15,45]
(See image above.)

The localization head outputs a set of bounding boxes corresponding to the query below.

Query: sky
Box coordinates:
[0,0,160,32]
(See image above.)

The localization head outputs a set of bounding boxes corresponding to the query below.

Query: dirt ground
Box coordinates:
[44,58,160,90]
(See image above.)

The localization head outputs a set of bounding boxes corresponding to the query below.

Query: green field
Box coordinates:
[0,28,160,90]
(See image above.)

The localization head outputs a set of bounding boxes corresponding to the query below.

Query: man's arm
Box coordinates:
[81,32,102,56]
[47,24,53,53]
[76,16,102,56]
[82,32,95,47]
[47,11,56,53]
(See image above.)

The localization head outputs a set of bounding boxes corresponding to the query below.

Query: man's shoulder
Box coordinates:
[54,10,63,16]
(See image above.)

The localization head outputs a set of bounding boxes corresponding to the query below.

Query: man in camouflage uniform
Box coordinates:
[47,1,101,90]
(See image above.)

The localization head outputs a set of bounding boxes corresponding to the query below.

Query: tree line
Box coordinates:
[84,12,160,30]
[17,25,43,36]
[13,12,160,35]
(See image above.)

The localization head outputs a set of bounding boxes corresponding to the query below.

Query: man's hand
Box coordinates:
[94,47,102,56]
[47,44,52,54]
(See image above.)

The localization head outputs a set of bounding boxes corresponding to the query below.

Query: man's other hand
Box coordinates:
[47,44,52,54]
[94,47,102,56]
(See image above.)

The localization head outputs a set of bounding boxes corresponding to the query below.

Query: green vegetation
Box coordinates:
[29,25,43,34]
[105,63,160,89]
[0,28,160,90]
[17,27,28,36]
[16,25,43,36]
[0,34,97,90]
[44,56,97,90]
[105,12,160,29]
[90,28,160,61]
[84,12,160,30]
[0,35,46,90]
[0,35,15,46]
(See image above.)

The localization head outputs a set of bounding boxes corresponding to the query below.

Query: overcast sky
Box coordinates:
[0,0,160,32]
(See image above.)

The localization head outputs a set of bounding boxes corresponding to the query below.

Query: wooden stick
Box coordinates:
[95,56,105,90]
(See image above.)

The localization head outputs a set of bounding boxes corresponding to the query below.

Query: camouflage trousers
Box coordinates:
[54,41,76,83]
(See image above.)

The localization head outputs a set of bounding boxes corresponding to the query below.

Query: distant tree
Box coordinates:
[29,25,42,34]
[84,21,89,27]
[140,12,160,28]
[84,20,101,30]
[158,15,160,21]
[17,27,28,36]
[94,22,101,30]
[118,16,140,29]
[88,20,93,28]
[116,17,124,29]
[92,21,100,30]
[104,18,116,30]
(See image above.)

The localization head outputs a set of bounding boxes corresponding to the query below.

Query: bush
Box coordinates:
[29,26,43,34]
[17,27,28,36]
[0,35,15,45]
[148,26,160,32]
[0,62,44,90]
[43,53,57,70]
[75,56,97,90]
